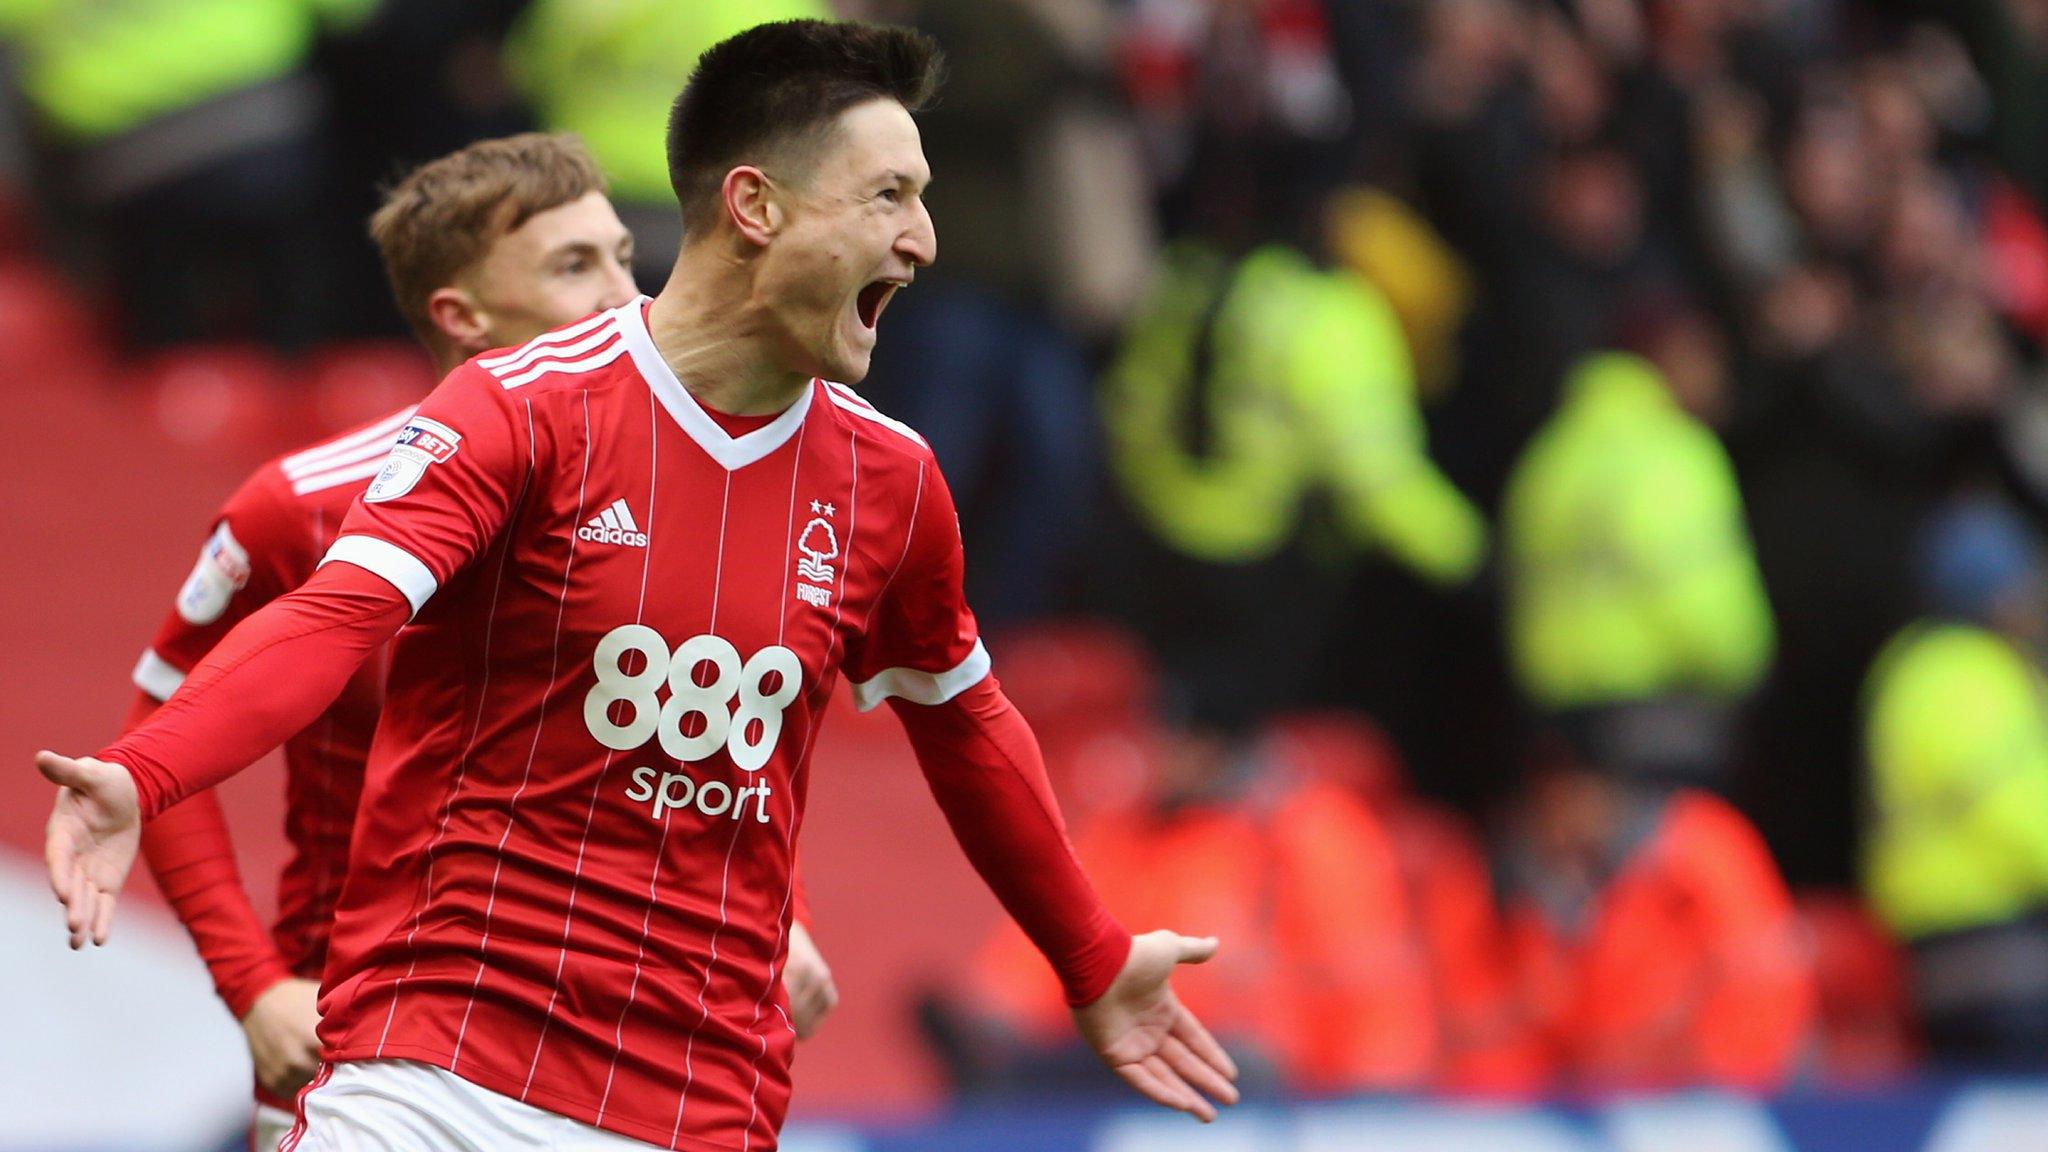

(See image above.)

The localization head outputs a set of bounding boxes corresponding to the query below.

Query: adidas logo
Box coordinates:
[578,498,648,548]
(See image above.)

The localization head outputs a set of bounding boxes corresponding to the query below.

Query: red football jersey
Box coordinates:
[136,407,412,1000]
[317,301,985,1150]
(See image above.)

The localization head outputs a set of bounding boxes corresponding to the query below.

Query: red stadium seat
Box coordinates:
[1256,711,1411,804]
[1797,891,1919,1084]
[137,343,301,453]
[0,259,106,380]
[0,186,35,255]
[987,620,1161,824]
[305,340,438,433]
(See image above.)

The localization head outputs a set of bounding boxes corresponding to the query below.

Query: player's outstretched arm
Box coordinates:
[38,750,140,950]
[38,562,410,947]
[1072,930,1239,1122]
[891,678,1239,1120]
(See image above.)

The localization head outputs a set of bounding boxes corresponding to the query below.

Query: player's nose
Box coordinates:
[897,200,936,270]
[597,257,640,308]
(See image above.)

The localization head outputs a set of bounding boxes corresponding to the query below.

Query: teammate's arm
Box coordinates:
[783,921,838,1039]
[128,691,323,1097]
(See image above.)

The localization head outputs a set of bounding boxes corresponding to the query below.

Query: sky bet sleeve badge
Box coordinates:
[365,416,463,504]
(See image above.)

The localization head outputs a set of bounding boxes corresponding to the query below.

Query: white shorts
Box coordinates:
[253,1103,295,1151]
[280,1059,666,1151]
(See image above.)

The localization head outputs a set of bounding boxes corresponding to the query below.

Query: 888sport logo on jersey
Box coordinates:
[584,625,802,825]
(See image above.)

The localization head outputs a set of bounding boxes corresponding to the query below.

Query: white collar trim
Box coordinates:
[617,297,813,471]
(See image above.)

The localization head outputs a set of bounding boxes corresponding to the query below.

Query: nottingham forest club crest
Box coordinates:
[795,500,838,609]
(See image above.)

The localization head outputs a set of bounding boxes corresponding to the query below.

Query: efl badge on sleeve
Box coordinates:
[365,416,463,503]
[175,520,252,624]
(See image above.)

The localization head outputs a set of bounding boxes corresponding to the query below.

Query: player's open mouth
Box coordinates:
[855,280,901,331]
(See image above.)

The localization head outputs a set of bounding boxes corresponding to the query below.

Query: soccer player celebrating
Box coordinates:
[41,19,1237,1150]
[114,132,834,1150]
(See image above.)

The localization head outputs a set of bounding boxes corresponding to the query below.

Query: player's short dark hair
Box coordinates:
[369,133,608,346]
[666,19,943,236]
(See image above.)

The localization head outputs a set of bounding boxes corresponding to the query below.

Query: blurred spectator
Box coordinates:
[857,0,1144,624]
[1099,239,1488,727]
[313,1,536,338]
[503,0,829,290]
[1325,185,1475,400]
[0,0,375,349]
[933,724,1438,1097]
[1499,765,1816,1092]
[1797,891,1919,1084]
[1862,496,2048,1068]
[1260,713,1542,1094]
[1502,350,1775,786]
[1084,2,1491,733]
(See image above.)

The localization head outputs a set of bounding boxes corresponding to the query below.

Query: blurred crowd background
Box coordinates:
[12,0,2048,1116]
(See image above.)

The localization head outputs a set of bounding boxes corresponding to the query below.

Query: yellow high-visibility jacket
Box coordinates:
[1103,241,1487,585]
[1502,352,1775,710]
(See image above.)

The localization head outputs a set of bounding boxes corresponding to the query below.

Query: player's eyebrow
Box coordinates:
[881,168,930,193]
[543,238,628,263]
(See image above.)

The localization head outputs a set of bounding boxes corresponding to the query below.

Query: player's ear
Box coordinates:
[425,286,491,355]
[721,166,781,247]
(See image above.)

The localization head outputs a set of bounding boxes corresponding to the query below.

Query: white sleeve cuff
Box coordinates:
[848,638,991,712]
[131,649,187,701]
[319,535,438,616]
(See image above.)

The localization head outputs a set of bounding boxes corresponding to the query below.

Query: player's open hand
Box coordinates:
[242,977,324,1098]
[1071,930,1240,1122]
[37,750,141,949]
[784,922,840,1040]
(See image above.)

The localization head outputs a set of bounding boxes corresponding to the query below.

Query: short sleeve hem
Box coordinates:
[848,639,991,712]
[131,649,188,702]
[320,535,439,616]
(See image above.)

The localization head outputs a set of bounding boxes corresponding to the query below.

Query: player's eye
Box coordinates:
[877,188,901,204]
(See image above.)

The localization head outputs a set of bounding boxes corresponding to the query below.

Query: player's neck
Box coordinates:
[646,250,812,418]
[430,349,466,378]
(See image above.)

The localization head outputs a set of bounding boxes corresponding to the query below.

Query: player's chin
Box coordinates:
[825,351,874,385]
[823,329,876,384]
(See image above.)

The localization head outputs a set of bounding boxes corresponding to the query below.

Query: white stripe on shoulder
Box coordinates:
[848,639,991,711]
[480,321,621,382]
[823,379,875,410]
[280,408,416,476]
[282,437,394,482]
[825,384,927,448]
[496,339,630,390]
[320,535,438,616]
[131,649,187,701]
[477,311,615,371]
[291,456,390,496]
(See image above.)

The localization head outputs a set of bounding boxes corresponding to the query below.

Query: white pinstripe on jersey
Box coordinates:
[372,397,538,1056]
[732,423,859,1151]
[451,391,597,1070]
[667,420,814,1143]
[597,462,739,1127]
[524,381,661,1099]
